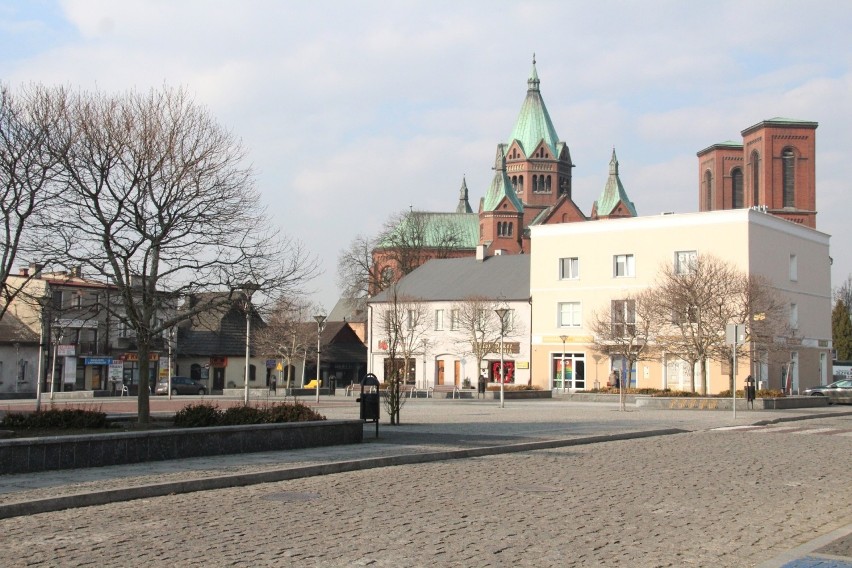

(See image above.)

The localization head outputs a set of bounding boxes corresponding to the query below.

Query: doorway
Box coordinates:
[552,352,585,391]
[436,360,445,385]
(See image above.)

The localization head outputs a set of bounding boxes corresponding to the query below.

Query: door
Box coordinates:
[436,360,445,386]
[213,368,225,392]
[454,360,461,386]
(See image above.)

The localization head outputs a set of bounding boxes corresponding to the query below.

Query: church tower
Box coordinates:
[697,118,818,228]
[504,56,575,230]
[479,144,524,255]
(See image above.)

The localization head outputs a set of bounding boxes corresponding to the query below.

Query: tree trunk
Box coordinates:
[137,341,151,424]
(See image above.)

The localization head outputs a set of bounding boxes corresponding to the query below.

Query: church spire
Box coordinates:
[528,53,540,92]
[456,177,473,213]
[592,148,637,218]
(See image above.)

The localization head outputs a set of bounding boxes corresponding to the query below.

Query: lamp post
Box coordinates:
[49,320,62,401]
[167,327,174,401]
[13,342,20,394]
[242,283,259,405]
[559,335,568,394]
[313,314,326,404]
[494,308,508,409]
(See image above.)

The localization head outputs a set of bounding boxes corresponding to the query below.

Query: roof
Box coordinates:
[593,149,637,217]
[377,211,479,250]
[369,254,530,303]
[741,117,818,136]
[507,58,561,157]
[482,145,524,212]
[328,297,367,323]
[456,178,473,214]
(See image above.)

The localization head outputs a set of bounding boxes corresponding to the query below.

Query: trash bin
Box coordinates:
[357,373,380,438]
[477,374,486,399]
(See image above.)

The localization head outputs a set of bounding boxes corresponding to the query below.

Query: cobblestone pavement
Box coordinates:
[0,400,850,567]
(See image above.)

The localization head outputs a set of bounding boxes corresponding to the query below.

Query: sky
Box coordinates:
[1,0,850,311]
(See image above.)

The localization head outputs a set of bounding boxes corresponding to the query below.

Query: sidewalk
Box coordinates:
[2,397,851,566]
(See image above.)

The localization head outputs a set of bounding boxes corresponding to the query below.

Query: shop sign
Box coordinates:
[266,359,276,368]
[108,363,124,380]
[63,357,76,383]
[58,344,76,357]
[210,356,228,368]
[84,357,112,366]
[123,352,160,362]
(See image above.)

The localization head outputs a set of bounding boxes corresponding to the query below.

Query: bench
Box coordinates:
[429,384,461,399]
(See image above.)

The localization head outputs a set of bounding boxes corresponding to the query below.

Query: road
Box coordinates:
[0,401,850,567]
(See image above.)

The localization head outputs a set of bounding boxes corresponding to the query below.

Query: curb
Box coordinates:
[0,427,686,520]
[757,523,852,567]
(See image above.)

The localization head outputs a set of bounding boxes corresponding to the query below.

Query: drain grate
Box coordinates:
[261,491,321,502]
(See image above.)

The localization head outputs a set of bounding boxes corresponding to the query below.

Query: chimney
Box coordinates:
[19,267,29,277]
[476,244,486,261]
[29,263,43,277]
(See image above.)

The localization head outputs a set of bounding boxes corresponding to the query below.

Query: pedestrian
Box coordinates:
[478,374,487,399]
[270,374,277,395]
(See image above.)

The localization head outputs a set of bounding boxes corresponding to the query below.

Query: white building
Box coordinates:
[367,254,531,389]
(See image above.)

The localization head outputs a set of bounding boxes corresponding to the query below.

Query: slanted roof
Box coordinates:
[507,57,560,157]
[328,297,367,323]
[377,211,479,250]
[456,177,473,214]
[592,149,637,217]
[482,144,523,212]
[369,254,530,303]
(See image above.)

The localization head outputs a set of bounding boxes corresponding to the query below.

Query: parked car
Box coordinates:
[156,376,207,396]
[803,379,852,404]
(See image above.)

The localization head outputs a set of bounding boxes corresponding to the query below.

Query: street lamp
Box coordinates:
[241,283,259,405]
[49,320,62,401]
[313,314,327,404]
[167,327,175,401]
[559,335,568,394]
[13,342,20,394]
[494,308,508,409]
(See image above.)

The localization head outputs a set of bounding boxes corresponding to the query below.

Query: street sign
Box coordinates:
[726,324,746,346]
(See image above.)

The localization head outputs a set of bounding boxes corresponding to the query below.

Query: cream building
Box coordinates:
[529,208,832,394]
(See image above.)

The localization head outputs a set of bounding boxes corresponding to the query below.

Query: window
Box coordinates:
[789,254,798,282]
[558,302,581,328]
[450,309,459,331]
[497,222,514,237]
[790,303,798,330]
[613,254,635,278]
[782,148,795,207]
[406,310,415,329]
[703,170,713,210]
[559,257,579,280]
[675,251,697,275]
[611,300,636,336]
[731,168,744,208]
[750,150,760,205]
[434,309,444,331]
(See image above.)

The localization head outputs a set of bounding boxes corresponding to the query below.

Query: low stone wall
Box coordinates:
[559,393,637,403]
[0,419,363,475]
[635,396,828,410]
[486,390,552,400]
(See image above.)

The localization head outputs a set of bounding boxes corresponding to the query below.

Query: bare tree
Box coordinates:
[452,296,505,383]
[374,285,428,424]
[647,254,741,394]
[336,234,386,311]
[371,210,468,293]
[709,272,795,392]
[42,86,316,422]
[0,84,64,320]
[253,297,317,390]
[835,275,852,315]
[590,290,658,411]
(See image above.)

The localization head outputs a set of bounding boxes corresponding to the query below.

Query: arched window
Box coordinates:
[703,170,713,210]
[545,176,551,192]
[511,175,517,192]
[518,175,523,193]
[782,148,795,207]
[731,168,744,209]
[750,151,760,206]
[507,222,513,237]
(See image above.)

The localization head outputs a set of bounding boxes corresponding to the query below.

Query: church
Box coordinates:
[371,57,638,283]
